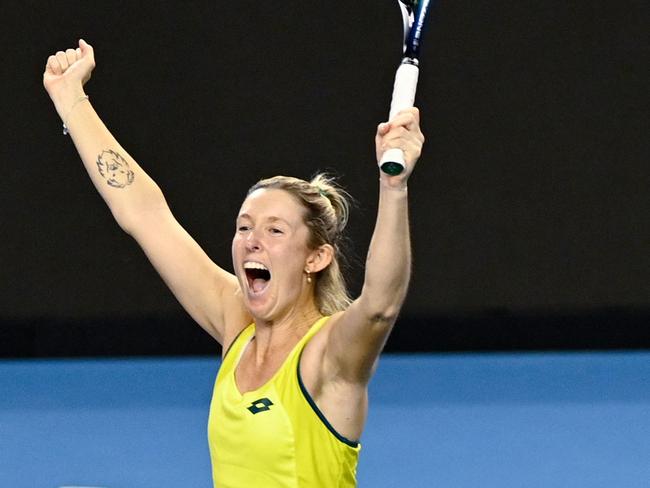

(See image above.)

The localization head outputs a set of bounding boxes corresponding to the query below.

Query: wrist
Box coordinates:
[61,94,90,135]
[379,176,408,193]
[50,83,87,116]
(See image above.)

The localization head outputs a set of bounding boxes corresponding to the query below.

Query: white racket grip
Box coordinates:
[388,63,420,119]
[379,63,420,175]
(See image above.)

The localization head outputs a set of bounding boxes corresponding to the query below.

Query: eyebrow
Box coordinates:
[237,214,291,226]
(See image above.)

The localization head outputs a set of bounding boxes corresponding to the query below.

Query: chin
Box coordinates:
[243,291,275,320]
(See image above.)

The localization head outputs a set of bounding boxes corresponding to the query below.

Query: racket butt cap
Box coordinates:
[380,161,405,176]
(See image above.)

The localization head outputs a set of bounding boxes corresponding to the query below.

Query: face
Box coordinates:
[232,188,315,320]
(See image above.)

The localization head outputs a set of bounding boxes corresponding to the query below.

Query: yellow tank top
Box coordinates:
[208,316,361,488]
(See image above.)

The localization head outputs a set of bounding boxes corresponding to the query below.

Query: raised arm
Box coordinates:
[43,40,248,343]
[324,108,424,383]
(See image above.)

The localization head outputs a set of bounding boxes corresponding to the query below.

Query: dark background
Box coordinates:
[1,1,648,357]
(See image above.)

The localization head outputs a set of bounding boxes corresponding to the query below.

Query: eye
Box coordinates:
[237,225,251,232]
[269,227,284,235]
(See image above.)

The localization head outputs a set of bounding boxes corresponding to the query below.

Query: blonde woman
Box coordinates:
[44,39,425,487]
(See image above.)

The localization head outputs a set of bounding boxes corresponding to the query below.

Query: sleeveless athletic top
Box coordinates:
[208,316,361,488]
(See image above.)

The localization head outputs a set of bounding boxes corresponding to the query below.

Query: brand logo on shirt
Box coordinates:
[247,397,274,414]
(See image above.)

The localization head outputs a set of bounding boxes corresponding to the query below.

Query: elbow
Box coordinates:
[360,278,409,320]
[370,307,401,325]
[114,215,135,236]
[358,291,404,326]
[111,190,169,235]
[112,207,140,235]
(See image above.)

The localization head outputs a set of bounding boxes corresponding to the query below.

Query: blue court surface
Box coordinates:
[2,352,649,487]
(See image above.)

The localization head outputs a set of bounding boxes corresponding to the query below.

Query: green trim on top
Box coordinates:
[222,323,252,360]
[296,350,360,448]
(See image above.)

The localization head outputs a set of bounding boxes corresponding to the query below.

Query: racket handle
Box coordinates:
[379,62,420,176]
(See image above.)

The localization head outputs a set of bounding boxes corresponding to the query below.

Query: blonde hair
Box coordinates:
[247,174,352,315]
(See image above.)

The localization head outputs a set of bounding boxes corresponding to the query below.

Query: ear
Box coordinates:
[305,244,334,273]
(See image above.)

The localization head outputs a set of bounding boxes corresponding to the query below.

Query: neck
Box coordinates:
[250,304,322,358]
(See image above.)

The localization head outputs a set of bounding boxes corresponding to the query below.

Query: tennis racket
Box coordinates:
[379,0,434,176]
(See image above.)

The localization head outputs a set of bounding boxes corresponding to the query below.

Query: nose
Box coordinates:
[245,230,262,252]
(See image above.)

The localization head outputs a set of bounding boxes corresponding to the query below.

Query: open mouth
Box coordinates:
[244,262,271,294]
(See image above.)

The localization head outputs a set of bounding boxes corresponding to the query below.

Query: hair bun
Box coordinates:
[310,173,350,235]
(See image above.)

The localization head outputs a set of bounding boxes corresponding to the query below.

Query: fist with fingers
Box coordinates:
[43,39,96,99]
[375,107,425,183]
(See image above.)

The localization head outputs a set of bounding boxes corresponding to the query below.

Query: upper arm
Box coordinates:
[126,208,248,344]
[321,296,398,385]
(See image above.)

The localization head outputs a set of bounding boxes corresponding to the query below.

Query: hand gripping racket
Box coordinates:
[379,0,433,176]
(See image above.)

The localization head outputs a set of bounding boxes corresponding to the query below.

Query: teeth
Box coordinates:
[243,261,269,271]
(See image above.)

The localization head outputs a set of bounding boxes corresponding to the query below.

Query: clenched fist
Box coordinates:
[43,39,95,106]
[375,107,425,187]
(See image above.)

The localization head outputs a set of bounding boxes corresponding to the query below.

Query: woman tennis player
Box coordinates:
[43,39,424,487]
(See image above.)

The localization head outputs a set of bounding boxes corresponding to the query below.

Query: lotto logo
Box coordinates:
[247,397,274,414]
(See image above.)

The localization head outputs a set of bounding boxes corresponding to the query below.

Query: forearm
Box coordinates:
[360,180,411,320]
[52,87,167,233]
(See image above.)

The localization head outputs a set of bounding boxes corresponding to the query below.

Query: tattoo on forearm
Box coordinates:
[96,149,135,188]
